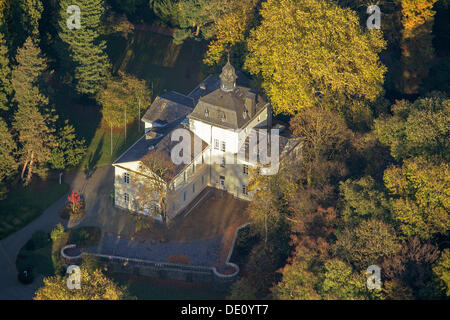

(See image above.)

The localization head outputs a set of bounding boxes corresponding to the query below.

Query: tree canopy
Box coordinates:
[245,0,387,115]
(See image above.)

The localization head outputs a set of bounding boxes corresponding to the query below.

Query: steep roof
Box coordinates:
[141,91,194,126]
[188,86,268,130]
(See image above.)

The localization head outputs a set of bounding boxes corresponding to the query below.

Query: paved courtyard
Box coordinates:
[89,234,223,267]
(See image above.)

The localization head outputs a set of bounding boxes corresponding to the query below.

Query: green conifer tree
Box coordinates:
[56,0,111,96]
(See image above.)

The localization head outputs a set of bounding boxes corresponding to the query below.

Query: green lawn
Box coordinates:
[0,181,70,240]
[111,273,226,300]
[16,231,54,277]
[80,120,145,170]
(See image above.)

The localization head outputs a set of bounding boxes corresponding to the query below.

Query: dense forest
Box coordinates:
[0,0,448,300]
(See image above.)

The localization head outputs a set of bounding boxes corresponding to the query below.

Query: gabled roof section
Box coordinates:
[142,91,194,126]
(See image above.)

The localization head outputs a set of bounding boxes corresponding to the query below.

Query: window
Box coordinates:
[192,163,195,173]
[193,183,196,193]
[243,164,248,175]
[221,141,226,152]
[214,139,219,150]
[123,172,130,184]
[220,157,225,167]
[124,193,129,203]
[183,191,187,202]
[242,185,248,196]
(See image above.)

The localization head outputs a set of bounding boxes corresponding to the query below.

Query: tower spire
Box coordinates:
[220,55,237,92]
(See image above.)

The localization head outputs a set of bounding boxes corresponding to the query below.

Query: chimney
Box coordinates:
[267,104,273,129]
[245,92,256,118]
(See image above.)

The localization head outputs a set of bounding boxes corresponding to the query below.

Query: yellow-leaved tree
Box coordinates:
[245,0,387,116]
[34,264,129,300]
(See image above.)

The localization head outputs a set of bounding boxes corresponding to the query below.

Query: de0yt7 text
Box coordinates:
[180,304,269,317]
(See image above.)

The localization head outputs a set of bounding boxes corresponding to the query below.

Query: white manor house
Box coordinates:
[112,61,301,221]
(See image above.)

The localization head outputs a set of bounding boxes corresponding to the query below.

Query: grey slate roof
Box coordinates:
[113,119,208,176]
[141,91,194,126]
[113,120,182,165]
[187,72,251,102]
[188,85,268,130]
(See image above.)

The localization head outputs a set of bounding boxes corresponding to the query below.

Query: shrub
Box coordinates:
[25,231,50,251]
[51,224,66,242]
[69,227,101,247]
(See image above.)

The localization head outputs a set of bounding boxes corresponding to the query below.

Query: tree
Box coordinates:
[49,120,86,170]
[374,94,450,162]
[34,264,128,300]
[0,32,11,111]
[319,259,369,300]
[18,0,43,39]
[399,0,439,94]
[245,0,387,115]
[150,0,185,27]
[13,105,55,185]
[68,190,82,213]
[177,0,225,38]
[204,0,258,66]
[247,187,282,246]
[0,118,17,199]
[381,237,440,299]
[11,37,48,110]
[338,176,390,225]
[433,249,450,297]
[227,278,257,300]
[132,151,176,225]
[98,73,151,128]
[273,248,321,300]
[334,218,401,269]
[57,0,110,96]
[383,157,450,240]
[290,107,352,187]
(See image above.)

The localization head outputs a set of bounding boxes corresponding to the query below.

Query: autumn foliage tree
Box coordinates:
[34,263,129,300]
[245,0,387,116]
[132,150,176,225]
[98,72,151,128]
[68,190,82,213]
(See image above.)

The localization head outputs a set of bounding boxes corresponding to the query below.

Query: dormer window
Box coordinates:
[243,109,248,119]
[205,108,209,117]
[221,112,226,122]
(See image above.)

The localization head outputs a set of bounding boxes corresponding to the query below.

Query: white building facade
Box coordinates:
[112,61,292,221]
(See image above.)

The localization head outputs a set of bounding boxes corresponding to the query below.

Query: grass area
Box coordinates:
[16,226,102,281]
[0,180,70,240]
[111,273,226,300]
[16,231,54,278]
[80,120,145,170]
